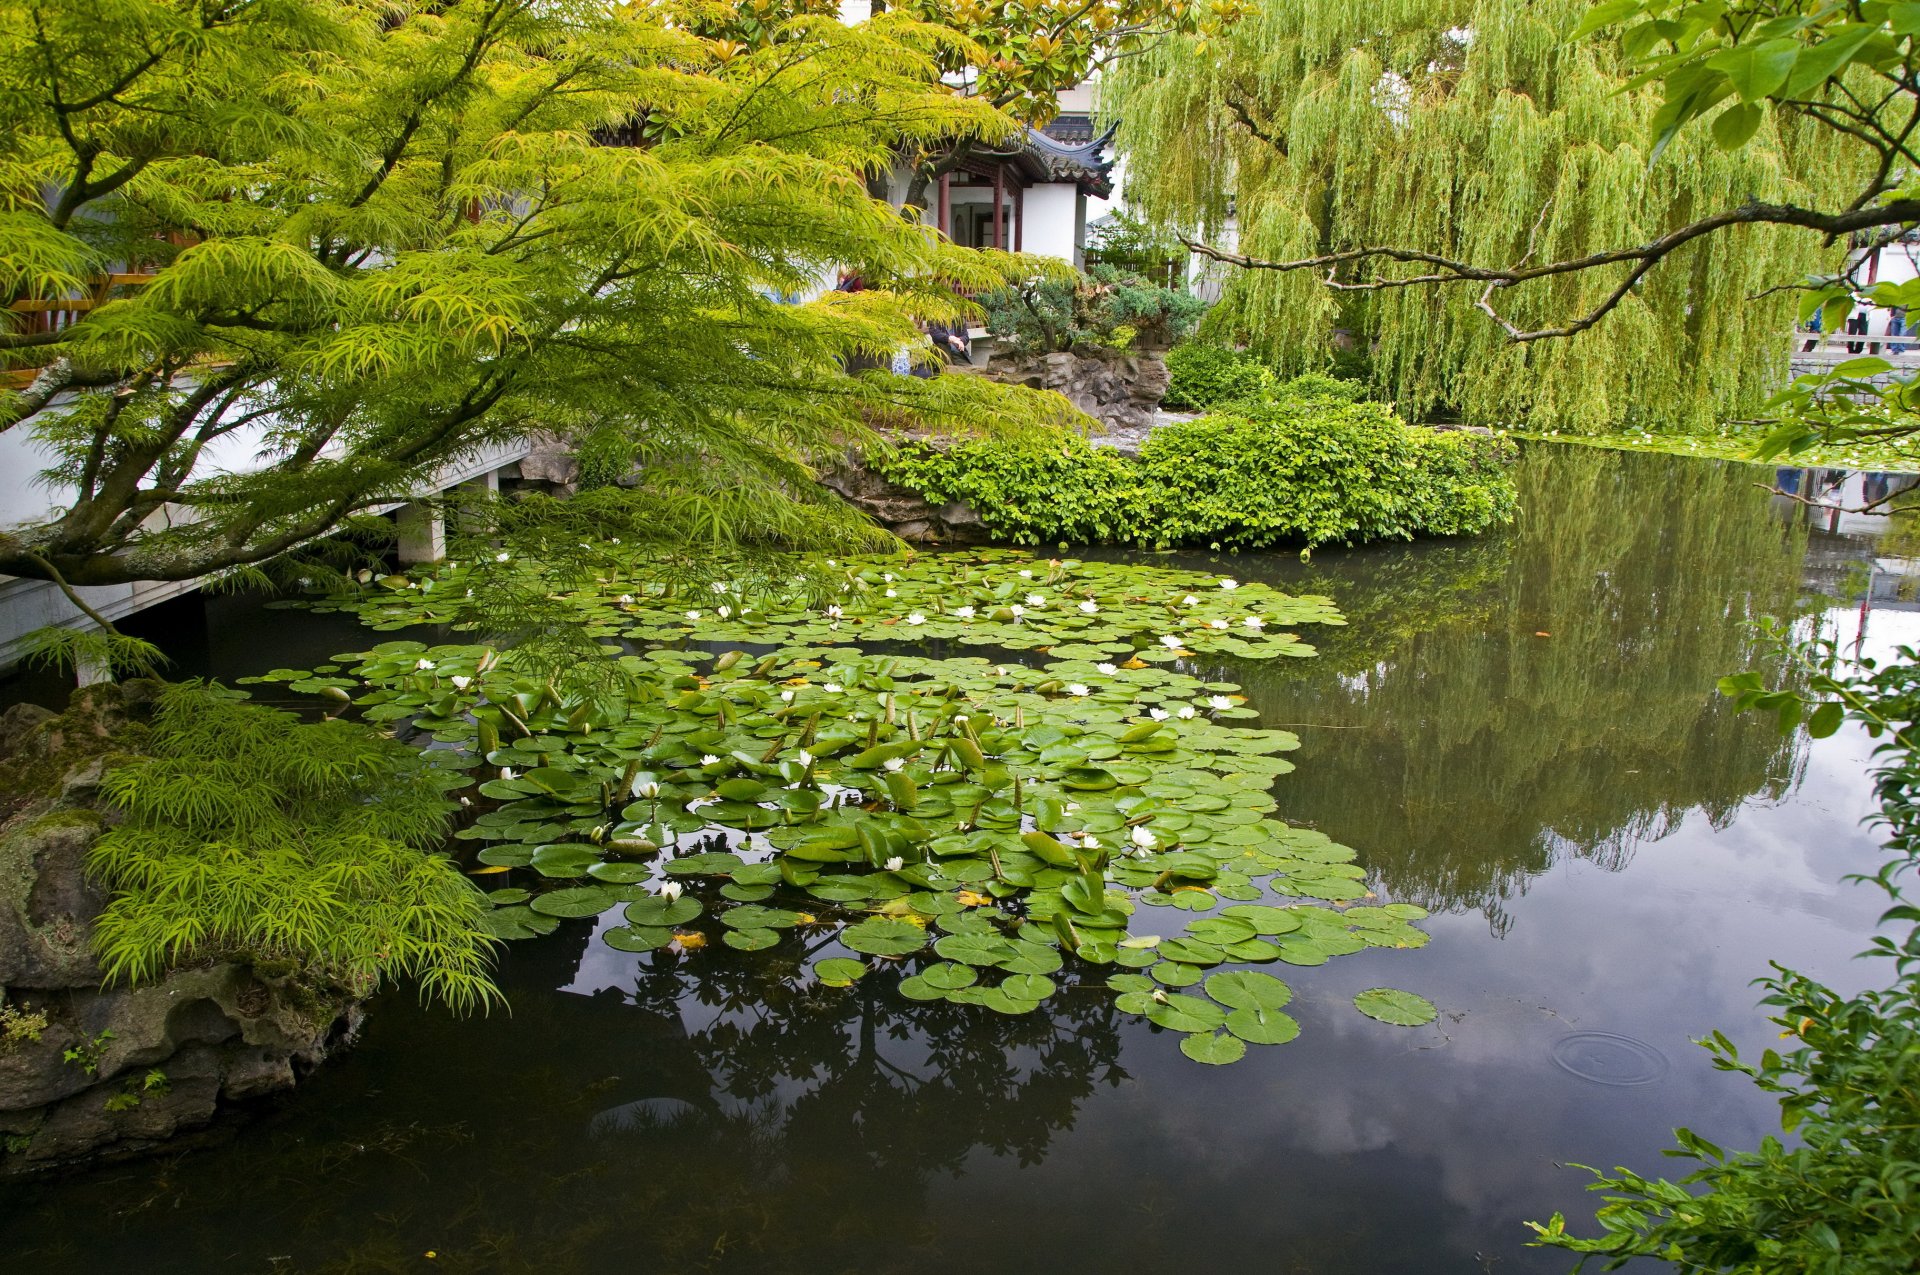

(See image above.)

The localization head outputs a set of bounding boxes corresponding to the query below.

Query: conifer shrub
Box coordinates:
[875,377,1517,549]
[86,682,499,1012]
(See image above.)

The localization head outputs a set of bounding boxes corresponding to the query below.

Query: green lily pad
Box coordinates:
[1205,970,1293,1012]
[1180,1031,1247,1065]
[625,895,703,926]
[841,917,928,956]
[1225,1006,1299,1045]
[1354,988,1438,1026]
[529,886,621,918]
[723,927,780,951]
[813,957,868,986]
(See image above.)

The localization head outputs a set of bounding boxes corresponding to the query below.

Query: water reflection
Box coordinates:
[4,919,1130,1274]
[1175,447,1826,933]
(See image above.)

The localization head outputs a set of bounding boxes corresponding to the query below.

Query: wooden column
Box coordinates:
[938,172,951,238]
[1014,182,1024,252]
[992,163,1004,249]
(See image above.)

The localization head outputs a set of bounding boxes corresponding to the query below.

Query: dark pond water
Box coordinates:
[3,445,1910,1274]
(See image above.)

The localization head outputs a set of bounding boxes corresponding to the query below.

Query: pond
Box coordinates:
[2,444,1908,1275]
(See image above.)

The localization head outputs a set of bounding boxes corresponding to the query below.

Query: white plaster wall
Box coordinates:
[1021,183,1081,262]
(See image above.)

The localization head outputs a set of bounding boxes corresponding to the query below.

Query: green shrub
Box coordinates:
[1162,343,1274,410]
[87,681,500,1012]
[875,379,1517,550]
[983,263,1205,355]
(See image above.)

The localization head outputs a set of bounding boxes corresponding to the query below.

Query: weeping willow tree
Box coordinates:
[1105,0,1871,432]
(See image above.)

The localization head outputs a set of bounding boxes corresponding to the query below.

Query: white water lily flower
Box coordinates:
[1079,600,1098,614]
[686,610,701,621]
[1025,593,1045,607]
[1208,695,1233,710]
[619,594,634,605]
[884,856,904,872]
[884,588,897,598]
[826,604,843,618]
[954,714,968,723]
[1066,683,1090,696]
[1096,663,1118,675]
[1148,707,1170,721]
[906,612,926,625]
[450,674,472,690]
[659,881,683,902]
[415,658,436,671]
[1010,604,1025,618]
[1130,825,1157,849]
[632,779,660,799]
[796,749,814,767]
[711,582,727,594]
[1181,594,1198,606]
[954,605,975,619]
[701,754,721,765]
[1082,835,1102,850]
[883,572,895,582]
[1209,618,1229,630]
[1159,634,1183,651]
[780,690,795,702]
[822,683,843,693]
[883,758,906,772]
[494,552,510,563]
[1244,616,1264,629]
[610,538,621,545]
[1219,579,1238,590]
[826,559,837,567]
[1019,569,1034,579]
[1177,706,1196,719]
[498,767,517,781]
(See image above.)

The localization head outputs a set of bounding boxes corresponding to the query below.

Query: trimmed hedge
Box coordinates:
[874,380,1518,550]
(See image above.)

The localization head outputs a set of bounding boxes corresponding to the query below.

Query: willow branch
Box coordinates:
[1188,198,1920,343]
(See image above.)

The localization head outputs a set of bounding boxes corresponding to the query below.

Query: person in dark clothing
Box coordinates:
[925,318,969,364]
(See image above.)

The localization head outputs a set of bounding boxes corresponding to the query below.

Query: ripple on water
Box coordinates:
[1550,1031,1671,1086]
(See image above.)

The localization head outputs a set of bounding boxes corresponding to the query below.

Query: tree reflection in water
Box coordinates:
[1198,446,1816,935]
[4,916,1130,1274]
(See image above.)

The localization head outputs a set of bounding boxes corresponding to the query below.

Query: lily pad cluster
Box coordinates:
[256,550,1437,1063]
[298,548,1343,665]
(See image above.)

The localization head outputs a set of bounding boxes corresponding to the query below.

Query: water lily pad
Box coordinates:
[529,843,601,878]
[1000,973,1056,1000]
[841,916,927,955]
[587,861,654,883]
[529,886,621,918]
[1145,993,1227,1033]
[1354,988,1437,1026]
[625,895,703,926]
[813,957,867,986]
[1225,1006,1299,1045]
[1180,1031,1247,1065]
[484,905,560,940]
[604,924,674,951]
[1205,970,1293,1011]
[724,927,780,951]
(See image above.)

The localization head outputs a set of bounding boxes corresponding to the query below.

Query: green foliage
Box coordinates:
[983,263,1205,355]
[1162,343,1275,410]
[1532,635,1920,1270]
[261,547,1442,1066]
[1085,210,1188,282]
[86,681,500,1012]
[0,998,49,1050]
[61,1029,113,1077]
[13,624,166,682]
[0,0,1064,589]
[1107,0,1861,432]
[876,380,1518,548]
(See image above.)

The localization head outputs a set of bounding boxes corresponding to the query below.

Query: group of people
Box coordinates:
[834,272,972,376]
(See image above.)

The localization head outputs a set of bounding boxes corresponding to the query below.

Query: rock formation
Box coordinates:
[0,686,360,1176]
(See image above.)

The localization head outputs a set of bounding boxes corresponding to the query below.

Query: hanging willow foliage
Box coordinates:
[1105,0,1872,432]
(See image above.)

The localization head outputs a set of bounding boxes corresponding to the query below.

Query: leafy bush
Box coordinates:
[875,378,1517,549]
[87,682,500,1012]
[1162,343,1274,410]
[983,263,1205,355]
[1532,638,1920,1271]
